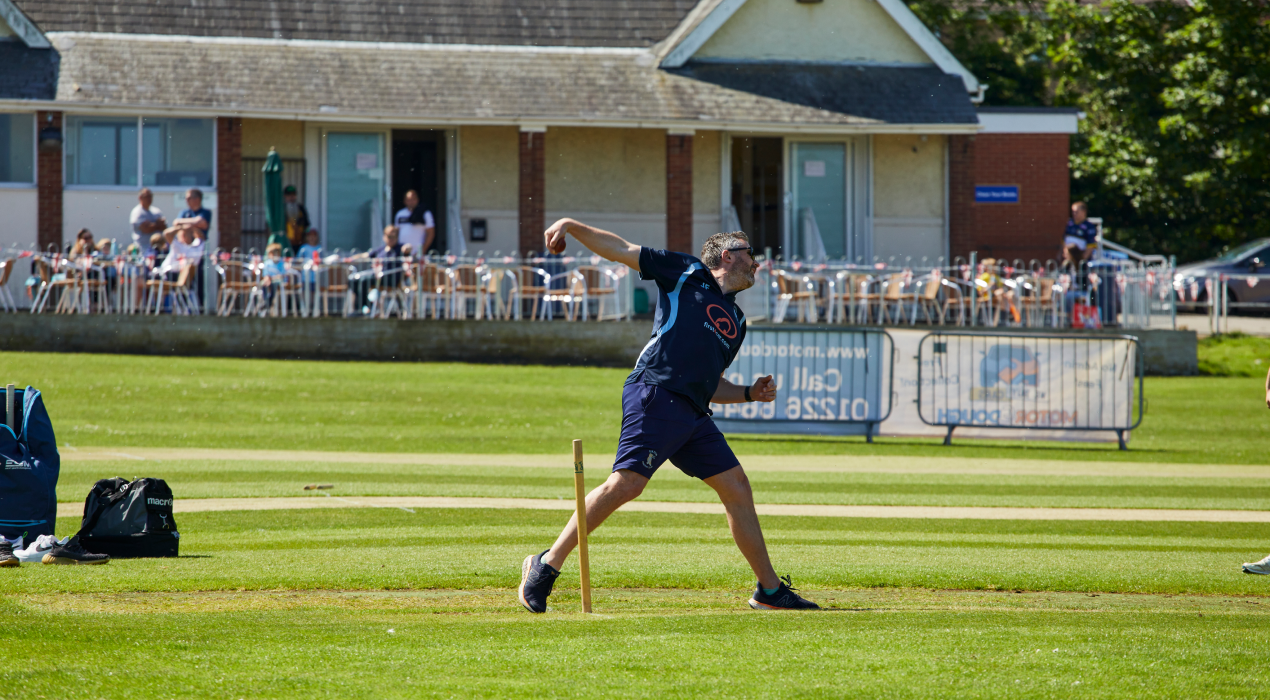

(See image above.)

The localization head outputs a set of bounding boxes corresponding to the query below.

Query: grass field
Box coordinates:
[2,351,1270,698]
[3,351,1270,463]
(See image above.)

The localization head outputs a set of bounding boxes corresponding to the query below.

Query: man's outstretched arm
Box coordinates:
[544,218,641,271]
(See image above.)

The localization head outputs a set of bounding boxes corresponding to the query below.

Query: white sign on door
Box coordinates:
[355,153,378,171]
[803,160,826,177]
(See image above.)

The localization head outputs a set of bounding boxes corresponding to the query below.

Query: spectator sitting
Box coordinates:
[258,242,286,310]
[164,188,211,243]
[284,185,312,251]
[349,225,404,314]
[95,239,114,258]
[157,222,205,277]
[267,229,295,258]
[296,229,322,262]
[129,188,166,255]
[149,233,169,260]
[67,229,95,259]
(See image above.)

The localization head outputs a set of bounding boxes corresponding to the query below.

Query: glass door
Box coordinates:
[325,132,387,252]
[790,142,847,260]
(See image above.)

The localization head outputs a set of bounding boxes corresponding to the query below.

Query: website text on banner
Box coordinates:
[916,332,1143,450]
[712,328,894,440]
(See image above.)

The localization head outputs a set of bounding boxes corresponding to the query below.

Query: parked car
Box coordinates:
[1174,238,1270,312]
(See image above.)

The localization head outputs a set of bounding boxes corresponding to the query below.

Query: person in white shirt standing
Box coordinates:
[394,190,434,255]
[129,188,167,255]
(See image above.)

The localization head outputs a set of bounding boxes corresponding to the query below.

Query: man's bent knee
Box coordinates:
[605,469,648,502]
[704,465,751,499]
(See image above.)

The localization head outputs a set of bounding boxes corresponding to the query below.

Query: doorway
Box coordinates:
[391,130,447,254]
[325,131,387,252]
[730,137,783,258]
[791,142,847,260]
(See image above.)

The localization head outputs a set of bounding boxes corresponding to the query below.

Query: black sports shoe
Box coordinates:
[749,575,820,610]
[519,550,560,613]
[0,538,18,568]
[41,536,110,565]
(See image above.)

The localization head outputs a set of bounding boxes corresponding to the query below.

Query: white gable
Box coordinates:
[663,0,980,94]
[0,0,50,48]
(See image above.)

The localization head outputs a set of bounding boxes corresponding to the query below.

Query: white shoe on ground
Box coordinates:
[16,535,68,564]
[1242,554,1270,575]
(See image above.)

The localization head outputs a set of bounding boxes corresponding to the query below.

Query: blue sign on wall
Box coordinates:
[975,185,1020,203]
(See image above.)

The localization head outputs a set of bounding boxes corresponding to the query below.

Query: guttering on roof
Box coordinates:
[0,98,983,135]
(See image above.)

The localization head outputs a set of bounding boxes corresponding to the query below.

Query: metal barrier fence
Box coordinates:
[0,243,1176,331]
[748,252,1176,331]
[915,331,1144,449]
[0,248,635,322]
[712,326,894,442]
[1173,271,1270,335]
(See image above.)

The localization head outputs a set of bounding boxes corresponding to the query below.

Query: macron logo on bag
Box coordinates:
[4,458,31,470]
[147,497,173,507]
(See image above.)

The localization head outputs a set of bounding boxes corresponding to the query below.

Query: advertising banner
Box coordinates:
[712,328,893,437]
[915,332,1141,442]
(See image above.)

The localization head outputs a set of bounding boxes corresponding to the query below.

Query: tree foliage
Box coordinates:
[909,0,1270,262]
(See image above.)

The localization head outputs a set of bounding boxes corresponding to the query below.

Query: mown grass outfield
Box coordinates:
[1,351,1269,699]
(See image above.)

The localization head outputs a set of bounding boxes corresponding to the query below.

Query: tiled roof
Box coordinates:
[668,62,979,125]
[31,34,976,129]
[13,0,698,47]
[0,42,58,100]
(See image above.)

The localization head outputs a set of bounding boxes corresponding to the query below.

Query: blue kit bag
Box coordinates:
[0,386,59,541]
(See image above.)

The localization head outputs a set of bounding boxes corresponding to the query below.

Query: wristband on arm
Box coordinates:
[744,386,753,402]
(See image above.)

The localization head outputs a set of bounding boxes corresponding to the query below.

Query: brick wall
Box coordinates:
[216,117,243,250]
[666,133,693,253]
[948,133,1070,263]
[518,130,546,255]
[36,111,62,252]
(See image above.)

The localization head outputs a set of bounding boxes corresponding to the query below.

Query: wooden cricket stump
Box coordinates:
[573,439,592,613]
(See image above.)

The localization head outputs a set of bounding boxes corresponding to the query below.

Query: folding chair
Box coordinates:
[772,271,817,323]
[0,258,17,312]
[571,266,620,321]
[512,266,549,320]
[448,264,484,319]
[414,263,448,319]
[217,260,256,316]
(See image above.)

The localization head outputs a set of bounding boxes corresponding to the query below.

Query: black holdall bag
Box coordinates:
[77,477,179,558]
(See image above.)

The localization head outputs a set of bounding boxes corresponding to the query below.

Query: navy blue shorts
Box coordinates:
[613,379,739,480]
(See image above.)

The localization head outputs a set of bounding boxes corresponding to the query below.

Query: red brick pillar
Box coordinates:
[36,111,63,253]
[666,132,693,253]
[216,117,243,251]
[947,135,976,260]
[518,128,546,256]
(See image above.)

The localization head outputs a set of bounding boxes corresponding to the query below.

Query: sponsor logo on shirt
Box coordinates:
[706,304,737,339]
[3,458,31,470]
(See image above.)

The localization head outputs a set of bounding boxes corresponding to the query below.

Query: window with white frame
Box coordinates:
[65,116,214,188]
[0,113,35,184]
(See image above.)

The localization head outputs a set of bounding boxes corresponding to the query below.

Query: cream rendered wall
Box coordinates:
[0,189,37,249]
[545,127,667,252]
[696,0,931,64]
[459,125,519,255]
[64,190,219,249]
[873,134,945,264]
[692,131,722,256]
[241,119,305,159]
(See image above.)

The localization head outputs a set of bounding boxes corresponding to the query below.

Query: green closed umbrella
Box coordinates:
[262,148,286,238]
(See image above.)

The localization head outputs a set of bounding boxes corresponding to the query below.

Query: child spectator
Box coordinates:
[149,233,169,259]
[258,242,286,310]
[296,229,322,262]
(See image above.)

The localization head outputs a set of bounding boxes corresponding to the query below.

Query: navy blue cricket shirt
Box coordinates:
[626,247,747,414]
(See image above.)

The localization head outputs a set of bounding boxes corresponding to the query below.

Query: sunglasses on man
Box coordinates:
[725,245,755,258]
